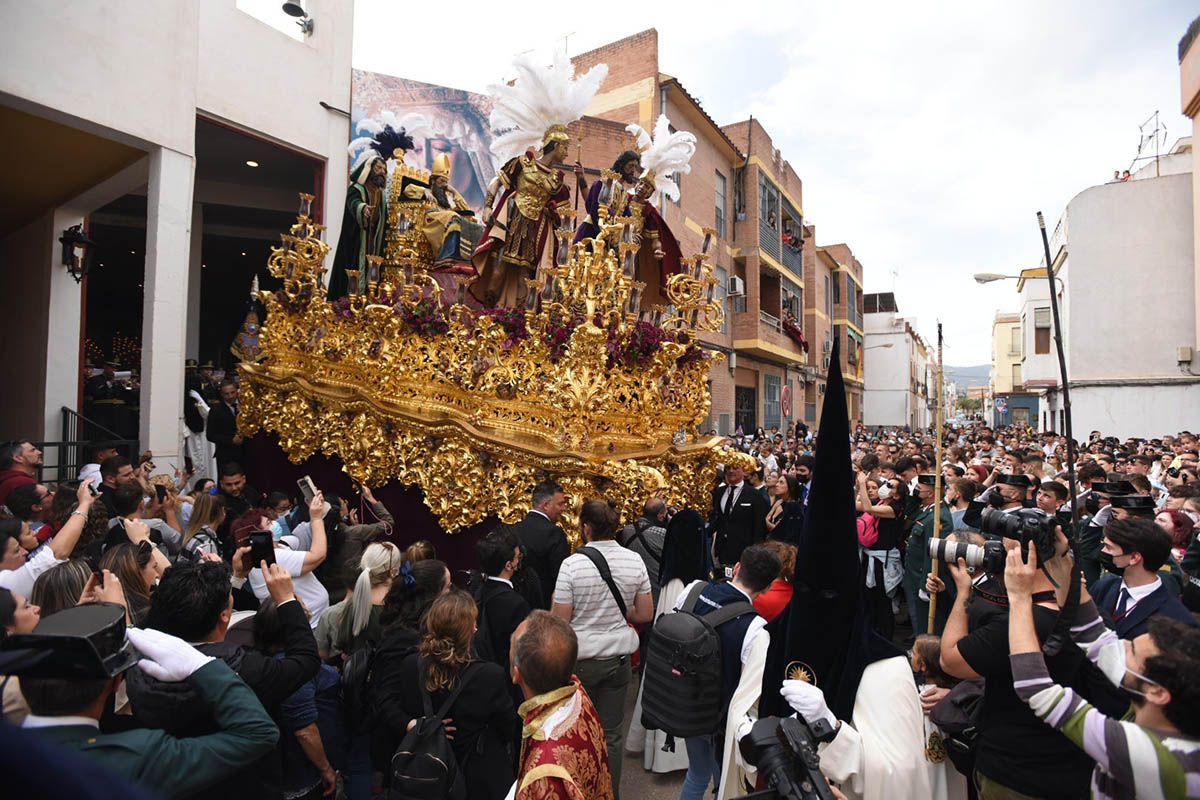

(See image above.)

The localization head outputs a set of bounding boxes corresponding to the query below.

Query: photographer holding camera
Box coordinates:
[938,508,1129,799]
[1006,544,1200,798]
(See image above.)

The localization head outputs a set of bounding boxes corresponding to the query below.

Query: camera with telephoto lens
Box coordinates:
[928,536,1007,574]
[929,507,1059,573]
[733,715,839,800]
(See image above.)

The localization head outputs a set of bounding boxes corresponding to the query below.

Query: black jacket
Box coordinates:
[126,599,319,800]
[710,483,769,565]
[184,374,206,433]
[369,626,422,772]
[504,512,569,609]
[475,579,530,675]
[206,401,242,469]
[1092,574,1198,639]
[391,655,519,800]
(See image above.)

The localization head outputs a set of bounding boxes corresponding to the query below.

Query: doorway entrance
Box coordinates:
[735,386,757,435]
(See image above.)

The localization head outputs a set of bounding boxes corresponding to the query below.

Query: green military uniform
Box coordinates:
[28,660,278,799]
[904,501,954,635]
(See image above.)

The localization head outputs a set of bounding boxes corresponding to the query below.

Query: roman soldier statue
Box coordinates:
[470,51,607,308]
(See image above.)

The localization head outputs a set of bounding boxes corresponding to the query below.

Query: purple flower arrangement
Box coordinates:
[330,296,355,320]
[481,308,530,351]
[543,309,583,362]
[607,319,670,369]
[398,298,450,337]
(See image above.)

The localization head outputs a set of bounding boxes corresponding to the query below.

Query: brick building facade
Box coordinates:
[566,28,868,434]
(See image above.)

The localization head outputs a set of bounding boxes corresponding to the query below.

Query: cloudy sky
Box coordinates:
[340,0,1194,364]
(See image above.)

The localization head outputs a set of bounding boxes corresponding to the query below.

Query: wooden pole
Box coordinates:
[927,322,945,632]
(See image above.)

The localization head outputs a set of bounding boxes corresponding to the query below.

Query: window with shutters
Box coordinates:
[715,171,727,238]
[1034,307,1051,354]
[764,375,781,429]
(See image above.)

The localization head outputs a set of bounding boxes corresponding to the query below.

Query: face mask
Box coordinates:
[1121,664,1161,700]
[877,485,892,499]
[1098,550,1126,576]
[269,517,289,541]
[797,474,810,485]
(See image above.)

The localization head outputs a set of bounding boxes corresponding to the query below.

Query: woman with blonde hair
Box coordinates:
[393,591,518,800]
[333,541,402,654]
[30,559,92,616]
[183,491,225,557]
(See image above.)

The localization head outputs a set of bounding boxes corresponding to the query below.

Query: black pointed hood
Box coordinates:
[760,336,901,721]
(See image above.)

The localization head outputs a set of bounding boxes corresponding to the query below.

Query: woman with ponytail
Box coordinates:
[393,591,519,800]
[332,541,402,655]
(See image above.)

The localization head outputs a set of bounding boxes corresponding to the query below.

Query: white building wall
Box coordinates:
[0,2,200,154]
[1029,166,1198,439]
[1063,174,1195,381]
[0,0,352,450]
[1018,275,1057,385]
[863,311,911,427]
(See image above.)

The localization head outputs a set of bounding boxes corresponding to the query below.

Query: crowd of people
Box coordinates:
[0,419,1198,799]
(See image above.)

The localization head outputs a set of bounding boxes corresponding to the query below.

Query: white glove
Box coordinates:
[127,627,215,682]
[781,679,837,729]
[1092,505,1114,528]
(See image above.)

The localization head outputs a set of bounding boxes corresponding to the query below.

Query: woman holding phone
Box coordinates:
[243,491,331,628]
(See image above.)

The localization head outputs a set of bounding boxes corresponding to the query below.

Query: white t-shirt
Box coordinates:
[553,540,650,660]
[0,546,64,598]
[248,547,329,628]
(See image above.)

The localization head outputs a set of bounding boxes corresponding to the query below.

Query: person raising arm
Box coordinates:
[1006,545,1200,798]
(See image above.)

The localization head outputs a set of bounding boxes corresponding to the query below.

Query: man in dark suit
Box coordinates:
[505,480,570,609]
[12,605,279,798]
[475,530,532,682]
[711,463,769,568]
[206,378,243,470]
[1092,516,1198,639]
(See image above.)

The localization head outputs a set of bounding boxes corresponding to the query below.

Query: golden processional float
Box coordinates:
[236,57,751,536]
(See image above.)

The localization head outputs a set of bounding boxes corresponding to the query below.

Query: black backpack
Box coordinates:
[389,660,479,800]
[641,581,754,740]
[928,678,984,778]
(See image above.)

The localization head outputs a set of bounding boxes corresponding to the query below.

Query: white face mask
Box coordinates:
[877,484,892,500]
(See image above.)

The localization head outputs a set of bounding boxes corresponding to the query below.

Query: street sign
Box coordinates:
[994,397,1008,413]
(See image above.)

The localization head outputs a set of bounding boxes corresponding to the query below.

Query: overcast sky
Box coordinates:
[340,0,1195,364]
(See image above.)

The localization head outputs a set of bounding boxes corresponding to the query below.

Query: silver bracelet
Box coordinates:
[71,510,89,520]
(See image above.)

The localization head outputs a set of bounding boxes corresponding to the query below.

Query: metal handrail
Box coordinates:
[37,407,139,484]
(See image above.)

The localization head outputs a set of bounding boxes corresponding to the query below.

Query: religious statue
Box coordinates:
[470,51,607,307]
[327,124,413,299]
[575,149,642,244]
[591,115,695,308]
[409,153,483,271]
[230,277,266,363]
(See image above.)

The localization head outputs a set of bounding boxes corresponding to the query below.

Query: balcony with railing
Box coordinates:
[759,215,781,264]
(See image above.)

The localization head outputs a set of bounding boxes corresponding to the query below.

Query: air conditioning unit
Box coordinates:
[728,275,745,296]
[823,340,833,354]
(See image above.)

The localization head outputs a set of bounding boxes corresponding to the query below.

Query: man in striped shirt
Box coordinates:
[1006,544,1200,799]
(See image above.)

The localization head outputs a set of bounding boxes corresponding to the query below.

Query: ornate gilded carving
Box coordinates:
[239,195,749,535]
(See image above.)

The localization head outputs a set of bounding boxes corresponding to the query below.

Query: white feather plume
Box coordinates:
[488,50,608,166]
[624,122,653,154]
[637,114,697,203]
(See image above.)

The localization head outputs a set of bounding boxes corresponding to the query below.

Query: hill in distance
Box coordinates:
[945,364,990,390]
